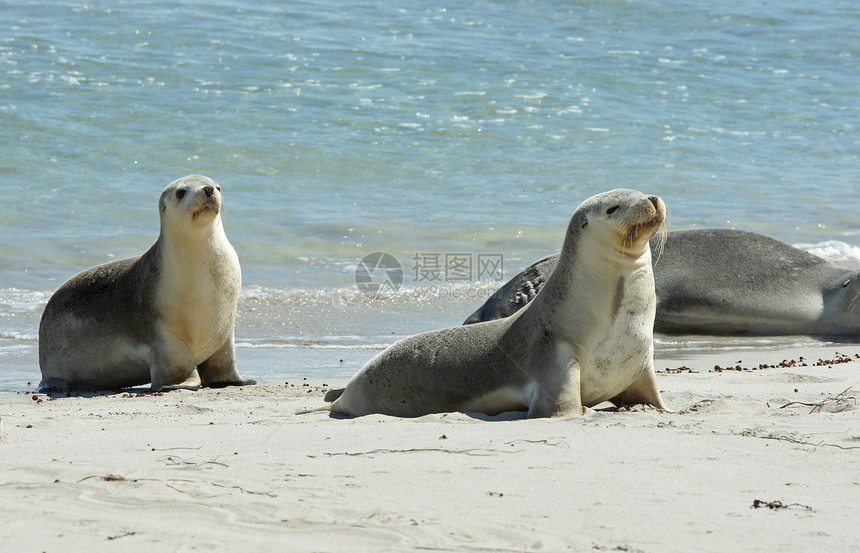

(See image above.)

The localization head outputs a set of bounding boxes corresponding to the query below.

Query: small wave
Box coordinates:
[236,341,390,351]
[0,343,37,355]
[0,288,50,311]
[240,280,506,306]
[240,284,366,306]
[654,335,827,355]
[349,83,383,90]
[795,241,860,266]
[515,92,548,101]
[0,331,38,342]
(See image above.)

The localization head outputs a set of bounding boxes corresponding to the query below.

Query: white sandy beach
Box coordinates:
[1,344,858,553]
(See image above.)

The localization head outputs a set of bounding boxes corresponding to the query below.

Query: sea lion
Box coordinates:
[38,174,255,392]
[324,189,670,418]
[465,229,860,337]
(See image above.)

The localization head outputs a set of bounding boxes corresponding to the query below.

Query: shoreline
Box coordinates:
[3,334,858,396]
[2,344,858,552]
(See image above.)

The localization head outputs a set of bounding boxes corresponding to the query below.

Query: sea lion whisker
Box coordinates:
[652,213,669,264]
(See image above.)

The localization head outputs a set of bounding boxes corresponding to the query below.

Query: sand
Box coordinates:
[2,344,858,553]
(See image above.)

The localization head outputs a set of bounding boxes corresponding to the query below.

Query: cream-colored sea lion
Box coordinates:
[324,189,669,418]
[38,174,254,392]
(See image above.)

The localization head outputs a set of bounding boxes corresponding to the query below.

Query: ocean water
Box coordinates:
[1,0,858,393]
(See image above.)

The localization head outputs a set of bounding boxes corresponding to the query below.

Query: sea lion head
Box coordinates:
[570,189,668,258]
[159,174,224,229]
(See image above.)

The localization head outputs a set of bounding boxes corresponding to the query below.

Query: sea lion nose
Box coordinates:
[203,185,214,197]
[648,196,659,209]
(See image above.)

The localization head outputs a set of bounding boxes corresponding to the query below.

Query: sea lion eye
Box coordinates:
[175,189,186,200]
[606,205,620,215]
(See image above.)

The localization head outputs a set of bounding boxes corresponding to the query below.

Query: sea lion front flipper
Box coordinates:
[198,335,255,387]
[527,357,584,418]
[610,363,671,411]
